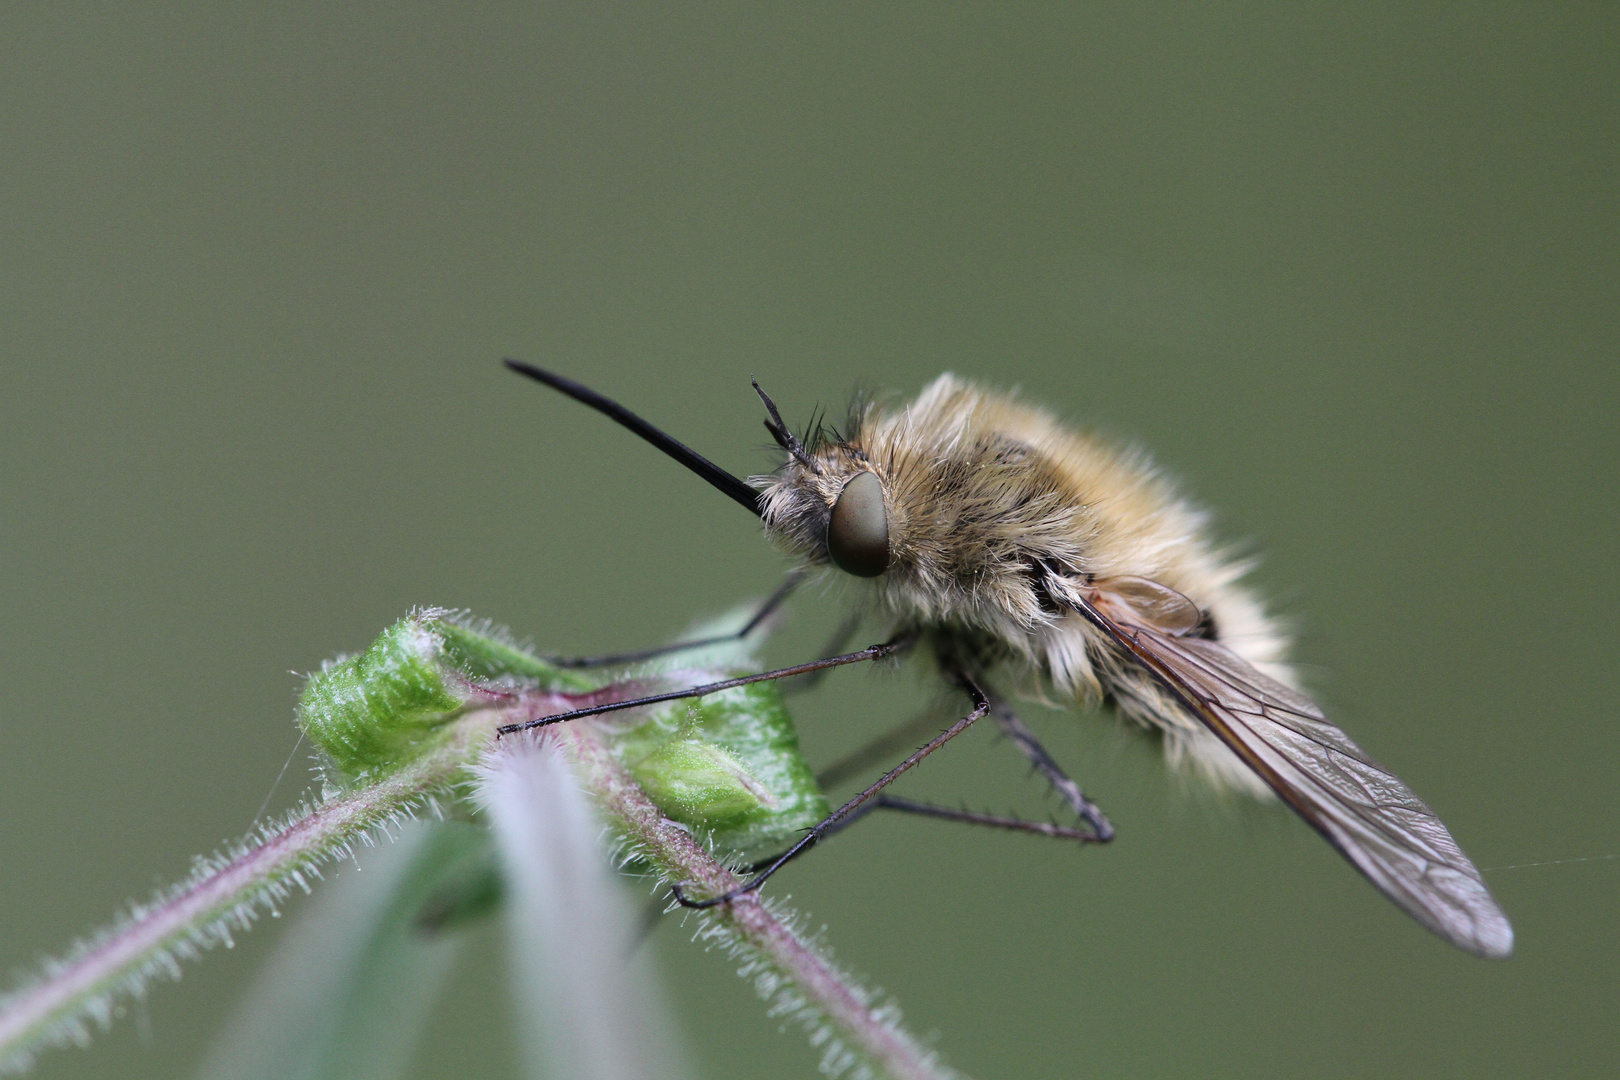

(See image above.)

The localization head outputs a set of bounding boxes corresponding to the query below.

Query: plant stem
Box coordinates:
[558,722,960,1080]
[2,697,960,1080]
[0,717,486,1072]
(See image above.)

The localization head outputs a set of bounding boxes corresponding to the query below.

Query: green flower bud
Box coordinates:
[630,739,775,827]
[298,609,589,783]
[298,606,829,860]
[614,682,828,860]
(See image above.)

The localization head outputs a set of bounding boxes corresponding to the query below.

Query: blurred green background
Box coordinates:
[3,4,1615,1078]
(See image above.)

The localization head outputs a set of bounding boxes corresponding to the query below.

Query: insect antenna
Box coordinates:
[751,377,822,474]
[504,359,763,517]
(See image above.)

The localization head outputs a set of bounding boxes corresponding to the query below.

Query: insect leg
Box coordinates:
[734,795,1102,876]
[544,570,805,669]
[813,705,945,790]
[989,692,1115,841]
[865,797,1104,841]
[494,632,916,736]
[781,605,867,696]
[730,715,1103,875]
[670,674,991,909]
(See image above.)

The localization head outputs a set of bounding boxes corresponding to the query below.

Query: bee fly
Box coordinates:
[497,360,1512,959]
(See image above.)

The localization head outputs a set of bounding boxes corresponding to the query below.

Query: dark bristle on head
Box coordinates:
[503,359,763,517]
[804,406,829,452]
[842,390,871,445]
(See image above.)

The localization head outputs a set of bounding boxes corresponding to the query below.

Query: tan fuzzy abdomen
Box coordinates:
[890,380,1298,795]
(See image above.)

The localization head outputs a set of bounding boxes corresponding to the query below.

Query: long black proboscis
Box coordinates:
[503,359,764,517]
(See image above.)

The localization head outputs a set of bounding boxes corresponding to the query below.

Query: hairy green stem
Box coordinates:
[2,691,957,1080]
[558,723,960,1080]
[0,715,488,1073]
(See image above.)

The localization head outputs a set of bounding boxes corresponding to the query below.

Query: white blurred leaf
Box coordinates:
[479,732,691,1080]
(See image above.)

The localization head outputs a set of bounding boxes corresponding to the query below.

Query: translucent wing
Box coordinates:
[1072,584,1513,959]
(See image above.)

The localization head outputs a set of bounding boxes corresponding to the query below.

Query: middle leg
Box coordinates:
[988,691,1115,841]
[671,672,992,908]
[813,691,1115,842]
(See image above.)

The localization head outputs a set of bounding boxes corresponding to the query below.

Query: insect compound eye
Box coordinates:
[825,471,890,577]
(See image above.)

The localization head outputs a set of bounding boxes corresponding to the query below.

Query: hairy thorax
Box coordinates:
[755,375,1294,752]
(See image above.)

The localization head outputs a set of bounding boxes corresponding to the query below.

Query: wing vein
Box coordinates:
[1066,584,1512,959]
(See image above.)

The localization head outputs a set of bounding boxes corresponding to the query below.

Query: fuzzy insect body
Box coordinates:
[759,374,1285,796]
[503,361,1513,960]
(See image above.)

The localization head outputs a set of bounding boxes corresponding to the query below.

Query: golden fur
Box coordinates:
[757,374,1293,795]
